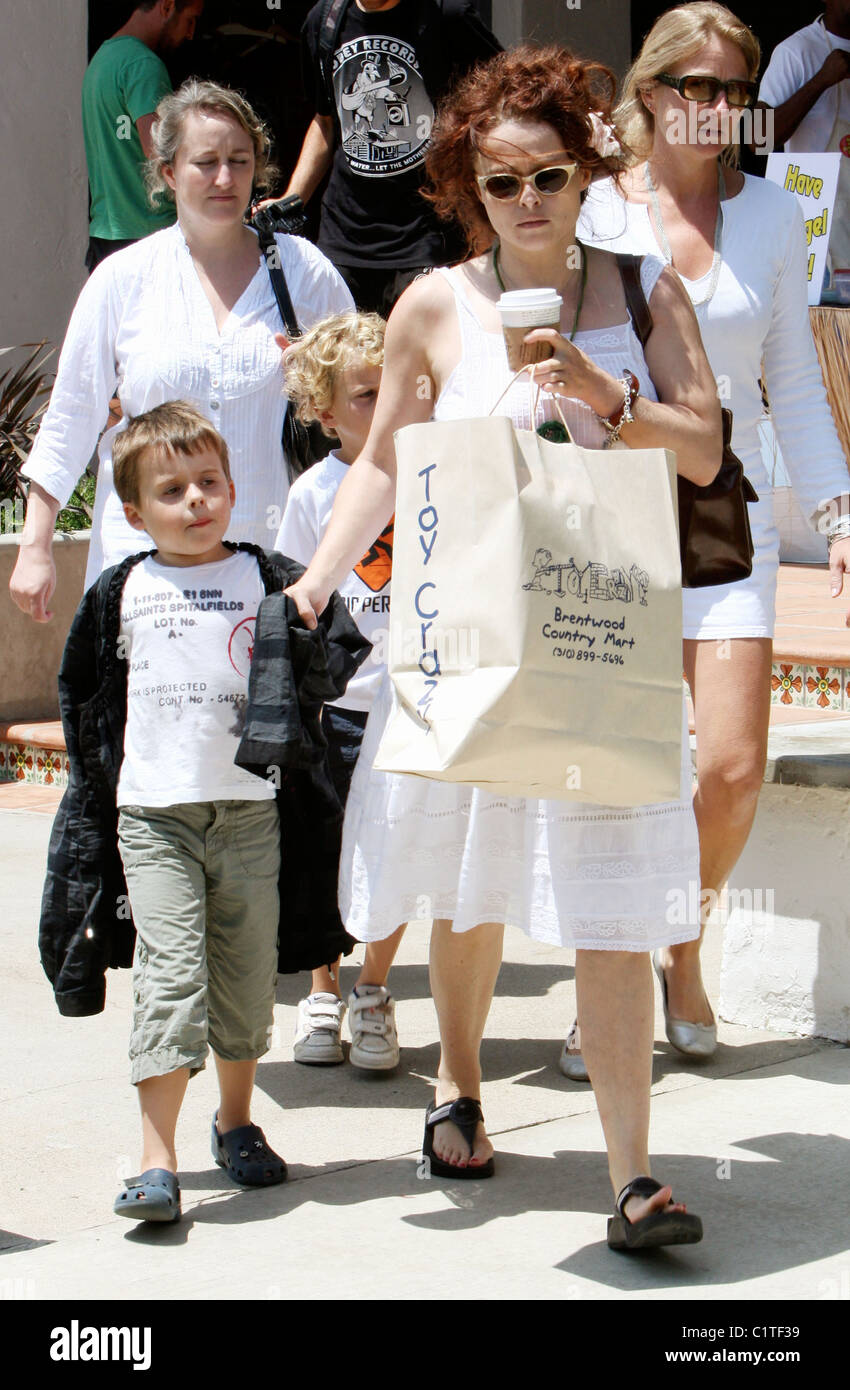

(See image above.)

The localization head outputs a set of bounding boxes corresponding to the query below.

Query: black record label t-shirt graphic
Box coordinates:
[332,36,434,178]
[303,0,501,266]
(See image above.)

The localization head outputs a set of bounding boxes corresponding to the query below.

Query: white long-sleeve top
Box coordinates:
[22,223,353,589]
[580,174,848,520]
[579,174,850,636]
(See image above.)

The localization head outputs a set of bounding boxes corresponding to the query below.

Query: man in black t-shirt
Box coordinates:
[286,0,501,314]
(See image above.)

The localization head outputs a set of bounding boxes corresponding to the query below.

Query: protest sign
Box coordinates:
[766,153,841,304]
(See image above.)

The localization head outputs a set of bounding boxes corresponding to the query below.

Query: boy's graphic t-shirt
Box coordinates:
[116,551,274,807]
[275,453,391,712]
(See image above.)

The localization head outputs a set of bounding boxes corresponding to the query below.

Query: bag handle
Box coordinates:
[616,253,652,349]
[487,362,574,442]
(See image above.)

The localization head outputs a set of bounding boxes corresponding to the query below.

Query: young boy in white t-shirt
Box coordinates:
[110,401,287,1221]
[275,312,406,1070]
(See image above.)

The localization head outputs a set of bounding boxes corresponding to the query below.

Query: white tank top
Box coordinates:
[433,253,665,441]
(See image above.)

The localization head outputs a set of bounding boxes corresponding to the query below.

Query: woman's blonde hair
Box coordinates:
[284,312,386,434]
[617,3,760,166]
[145,78,278,205]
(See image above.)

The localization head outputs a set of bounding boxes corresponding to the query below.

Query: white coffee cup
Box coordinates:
[497,288,563,371]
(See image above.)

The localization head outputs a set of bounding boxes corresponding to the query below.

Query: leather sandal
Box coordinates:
[113,1167,181,1223]
[211,1114,288,1187]
[607,1176,703,1251]
[422,1096,495,1180]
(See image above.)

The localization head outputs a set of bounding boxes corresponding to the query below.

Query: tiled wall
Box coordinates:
[0,660,846,788]
[0,741,70,787]
[770,663,850,712]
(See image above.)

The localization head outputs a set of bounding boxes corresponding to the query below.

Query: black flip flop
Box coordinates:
[211,1114,288,1187]
[422,1096,495,1180]
[607,1176,703,1251]
[113,1168,181,1223]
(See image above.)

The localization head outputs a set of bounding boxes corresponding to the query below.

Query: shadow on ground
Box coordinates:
[117,1131,850,1295]
[254,1035,840,1113]
[275,959,574,1007]
[0,1232,53,1256]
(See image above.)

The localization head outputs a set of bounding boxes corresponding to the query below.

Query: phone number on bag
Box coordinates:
[551,648,624,665]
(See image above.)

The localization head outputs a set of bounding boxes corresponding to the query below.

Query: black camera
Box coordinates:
[250,195,308,237]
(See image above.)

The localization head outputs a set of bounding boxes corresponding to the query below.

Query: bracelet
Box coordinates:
[598,370,639,447]
[827,521,850,552]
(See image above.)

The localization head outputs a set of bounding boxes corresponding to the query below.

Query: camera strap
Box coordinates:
[254,226,301,341]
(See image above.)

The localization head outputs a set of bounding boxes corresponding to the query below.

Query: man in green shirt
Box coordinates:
[82,0,204,272]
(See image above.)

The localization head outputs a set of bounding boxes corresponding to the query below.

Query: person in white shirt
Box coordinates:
[10,79,352,617]
[568,2,850,1078]
[759,4,850,270]
[275,311,406,1071]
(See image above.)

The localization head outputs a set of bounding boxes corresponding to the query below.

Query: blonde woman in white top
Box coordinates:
[566,3,850,1074]
[10,80,351,613]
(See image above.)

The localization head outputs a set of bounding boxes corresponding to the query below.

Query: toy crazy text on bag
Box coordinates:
[376,415,684,806]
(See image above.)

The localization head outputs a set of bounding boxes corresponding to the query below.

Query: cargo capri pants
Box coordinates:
[117,800,280,1085]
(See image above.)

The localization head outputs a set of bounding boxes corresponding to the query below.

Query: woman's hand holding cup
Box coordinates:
[523,327,624,418]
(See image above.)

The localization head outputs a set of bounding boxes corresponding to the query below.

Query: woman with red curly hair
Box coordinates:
[288,45,721,1251]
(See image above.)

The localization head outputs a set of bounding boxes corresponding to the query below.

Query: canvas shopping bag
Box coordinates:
[374,405,684,806]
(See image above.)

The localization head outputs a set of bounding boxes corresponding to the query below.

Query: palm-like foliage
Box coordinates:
[0,342,94,530]
[0,343,54,502]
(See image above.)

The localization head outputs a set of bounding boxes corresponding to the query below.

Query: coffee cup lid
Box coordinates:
[497,288,563,327]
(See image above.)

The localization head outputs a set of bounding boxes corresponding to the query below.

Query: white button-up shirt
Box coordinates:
[23,223,353,588]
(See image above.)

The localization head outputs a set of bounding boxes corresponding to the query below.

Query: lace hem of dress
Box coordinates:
[348,842,696,879]
[345,892,701,950]
[351,795,691,827]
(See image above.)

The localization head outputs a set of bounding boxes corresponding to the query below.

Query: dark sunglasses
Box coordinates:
[655,73,757,109]
[475,163,578,201]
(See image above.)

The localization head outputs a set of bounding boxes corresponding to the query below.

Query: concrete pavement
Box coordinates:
[2,802,848,1302]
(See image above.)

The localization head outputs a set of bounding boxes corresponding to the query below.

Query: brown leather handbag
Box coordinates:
[616,253,758,589]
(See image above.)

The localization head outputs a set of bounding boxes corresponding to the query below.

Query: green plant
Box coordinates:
[0,342,94,534]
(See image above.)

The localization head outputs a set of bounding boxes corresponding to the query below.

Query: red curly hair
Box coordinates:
[424,44,627,256]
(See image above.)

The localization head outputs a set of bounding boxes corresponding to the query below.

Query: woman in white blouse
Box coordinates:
[563,2,850,1074]
[10,80,352,614]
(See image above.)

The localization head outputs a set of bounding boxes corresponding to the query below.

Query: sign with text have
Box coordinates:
[766,153,841,305]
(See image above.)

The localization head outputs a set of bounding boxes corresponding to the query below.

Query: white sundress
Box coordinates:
[339,257,701,952]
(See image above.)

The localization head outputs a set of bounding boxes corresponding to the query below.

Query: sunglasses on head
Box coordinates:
[654,73,757,108]
[475,163,579,201]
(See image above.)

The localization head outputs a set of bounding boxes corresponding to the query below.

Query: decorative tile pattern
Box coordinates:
[771,661,850,712]
[805,665,843,711]
[771,662,805,707]
[0,741,70,787]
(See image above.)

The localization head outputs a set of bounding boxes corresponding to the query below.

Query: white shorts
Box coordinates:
[682,490,778,640]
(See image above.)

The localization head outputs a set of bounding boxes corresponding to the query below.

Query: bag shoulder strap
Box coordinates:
[255,227,301,341]
[615,252,652,350]
[317,0,352,106]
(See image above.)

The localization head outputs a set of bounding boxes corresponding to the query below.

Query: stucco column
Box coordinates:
[0,0,88,351]
[491,0,632,78]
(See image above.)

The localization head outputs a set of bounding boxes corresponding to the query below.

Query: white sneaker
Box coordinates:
[293,993,346,1065]
[347,985,399,1071]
